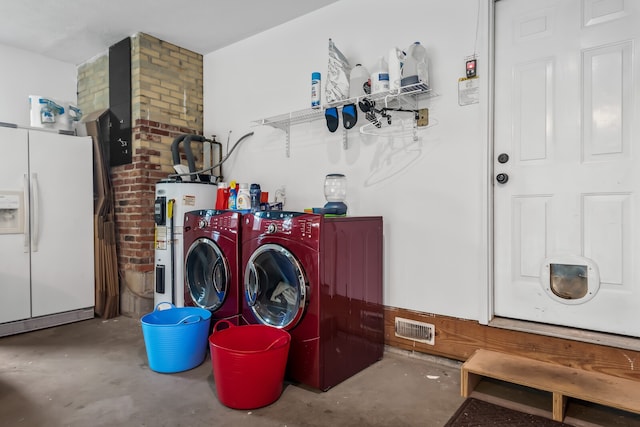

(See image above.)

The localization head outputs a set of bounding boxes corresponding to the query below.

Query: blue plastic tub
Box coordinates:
[141,303,212,373]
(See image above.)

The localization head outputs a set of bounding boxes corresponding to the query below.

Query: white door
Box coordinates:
[494,0,640,336]
[0,127,31,323]
[29,131,95,317]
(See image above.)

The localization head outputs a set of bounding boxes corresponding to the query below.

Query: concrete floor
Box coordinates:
[0,316,464,427]
[3,316,640,427]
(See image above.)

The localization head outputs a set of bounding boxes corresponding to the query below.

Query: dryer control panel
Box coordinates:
[246,211,321,243]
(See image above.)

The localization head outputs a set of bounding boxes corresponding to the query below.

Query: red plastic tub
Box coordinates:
[209,320,291,409]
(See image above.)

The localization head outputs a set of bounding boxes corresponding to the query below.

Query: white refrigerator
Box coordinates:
[0,126,94,335]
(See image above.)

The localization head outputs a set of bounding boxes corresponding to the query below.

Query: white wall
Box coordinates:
[204,0,489,320]
[0,2,490,321]
[0,43,78,127]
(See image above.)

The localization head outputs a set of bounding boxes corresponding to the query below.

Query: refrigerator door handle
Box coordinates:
[23,174,30,253]
[31,173,39,252]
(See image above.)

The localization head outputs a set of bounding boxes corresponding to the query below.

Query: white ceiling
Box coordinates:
[0,0,339,65]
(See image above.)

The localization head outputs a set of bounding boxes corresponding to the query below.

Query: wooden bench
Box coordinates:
[461,348,640,422]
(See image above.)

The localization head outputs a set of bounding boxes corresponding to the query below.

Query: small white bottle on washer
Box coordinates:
[236,183,251,210]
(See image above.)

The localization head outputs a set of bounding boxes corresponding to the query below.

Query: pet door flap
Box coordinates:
[540,255,600,305]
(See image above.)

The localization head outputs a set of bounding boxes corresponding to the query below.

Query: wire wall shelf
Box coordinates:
[253,83,437,157]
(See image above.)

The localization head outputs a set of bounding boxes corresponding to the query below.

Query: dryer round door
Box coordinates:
[184,237,229,311]
[244,243,308,329]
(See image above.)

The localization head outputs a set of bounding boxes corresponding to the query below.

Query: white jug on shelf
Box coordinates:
[349,64,370,99]
[401,42,429,89]
[388,47,405,91]
[370,57,389,94]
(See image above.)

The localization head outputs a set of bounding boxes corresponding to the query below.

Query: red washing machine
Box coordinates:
[241,211,384,391]
[183,210,242,323]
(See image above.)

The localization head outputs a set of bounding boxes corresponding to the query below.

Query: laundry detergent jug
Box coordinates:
[401,42,429,88]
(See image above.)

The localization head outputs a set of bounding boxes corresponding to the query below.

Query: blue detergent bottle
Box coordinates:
[228,187,237,210]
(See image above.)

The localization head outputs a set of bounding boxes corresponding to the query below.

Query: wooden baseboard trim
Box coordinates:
[384,306,640,382]
[489,317,640,352]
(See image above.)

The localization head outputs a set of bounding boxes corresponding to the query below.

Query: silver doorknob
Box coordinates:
[497,153,509,164]
[496,173,509,184]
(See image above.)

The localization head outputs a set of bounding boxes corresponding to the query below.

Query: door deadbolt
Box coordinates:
[496,173,509,184]
[497,153,509,164]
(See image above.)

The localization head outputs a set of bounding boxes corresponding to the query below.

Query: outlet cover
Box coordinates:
[417,108,429,127]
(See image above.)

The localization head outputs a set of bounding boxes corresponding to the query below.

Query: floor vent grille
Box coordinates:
[394,317,435,345]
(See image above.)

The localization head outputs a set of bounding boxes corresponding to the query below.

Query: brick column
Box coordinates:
[77,32,204,317]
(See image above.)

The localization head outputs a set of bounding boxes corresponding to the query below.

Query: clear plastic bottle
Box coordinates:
[349,64,370,98]
[323,173,348,215]
[311,72,321,108]
[250,183,261,213]
[236,183,251,210]
[370,57,389,94]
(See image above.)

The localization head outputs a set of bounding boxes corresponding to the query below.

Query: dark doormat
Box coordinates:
[444,398,574,427]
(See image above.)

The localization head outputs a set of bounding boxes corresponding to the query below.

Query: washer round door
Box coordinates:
[244,243,307,329]
[184,237,229,311]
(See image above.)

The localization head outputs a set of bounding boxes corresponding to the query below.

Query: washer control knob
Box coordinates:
[267,223,278,234]
[198,219,207,229]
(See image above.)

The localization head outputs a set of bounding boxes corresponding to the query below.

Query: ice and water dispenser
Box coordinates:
[0,191,24,234]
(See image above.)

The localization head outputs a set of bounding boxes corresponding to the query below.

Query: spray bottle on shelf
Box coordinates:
[311,72,322,108]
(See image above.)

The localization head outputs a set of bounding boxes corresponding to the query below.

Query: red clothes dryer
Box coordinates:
[241,211,384,391]
[183,210,241,323]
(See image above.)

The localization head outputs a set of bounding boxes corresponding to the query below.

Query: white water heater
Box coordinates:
[154,180,216,307]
